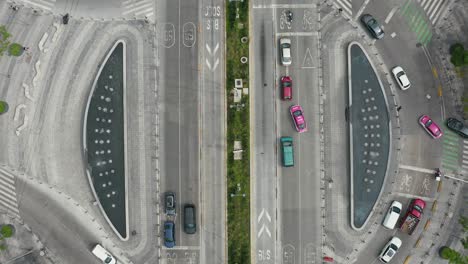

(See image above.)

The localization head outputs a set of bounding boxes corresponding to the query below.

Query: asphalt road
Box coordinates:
[252,1,323,263]
[156,0,201,261]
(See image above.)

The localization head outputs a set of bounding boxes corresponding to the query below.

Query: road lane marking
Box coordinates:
[253,4,316,9]
[385,7,399,24]
[276,32,318,37]
[432,67,438,79]
[399,165,436,174]
[354,0,371,21]
[392,192,435,201]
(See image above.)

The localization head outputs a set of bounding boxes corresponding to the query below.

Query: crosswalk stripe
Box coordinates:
[21,0,54,11]
[0,175,15,186]
[334,0,352,15]
[418,24,430,42]
[429,0,444,20]
[442,163,458,171]
[413,14,426,33]
[423,31,432,44]
[135,7,154,16]
[462,164,468,169]
[444,151,459,159]
[0,184,17,199]
[442,156,458,164]
[0,197,19,214]
[444,140,459,146]
[122,3,153,15]
[443,145,458,152]
[422,0,432,10]
[426,0,439,13]
[401,0,412,15]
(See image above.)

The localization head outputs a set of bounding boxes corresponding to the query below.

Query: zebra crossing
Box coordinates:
[400,0,434,46]
[417,0,449,25]
[0,167,20,219]
[15,0,56,12]
[331,0,352,19]
[122,0,154,20]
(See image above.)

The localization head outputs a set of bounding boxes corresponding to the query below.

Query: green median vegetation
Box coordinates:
[450,43,468,67]
[226,0,250,263]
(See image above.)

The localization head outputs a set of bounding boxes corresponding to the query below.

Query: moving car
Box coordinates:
[289,105,307,133]
[391,66,411,90]
[399,198,425,235]
[382,201,402,229]
[164,221,176,248]
[280,137,294,167]
[165,192,176,215]
[91,244,116,264]
[281,76,292,100]
[447,117,468,138]
[419,115,443,139]
[280,38,292,66]
[361,14,384,39]
[378,237,402,263]
[184,204,197,234]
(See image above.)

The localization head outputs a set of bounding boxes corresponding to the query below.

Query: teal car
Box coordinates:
[280,137,294,167]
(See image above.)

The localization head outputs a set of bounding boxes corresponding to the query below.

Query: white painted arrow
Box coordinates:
[206,43,211,55]
[213,43,219,55]
[258,224,271,238]
[212,58,219,71]
[258,208,271,222]
[205,59,211,70]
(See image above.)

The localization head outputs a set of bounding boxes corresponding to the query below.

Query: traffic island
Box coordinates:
[226,0,250,263]
[347,42,391,230]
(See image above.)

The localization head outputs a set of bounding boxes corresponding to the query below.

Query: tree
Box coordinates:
[0,225,14,238]
[439,246,468,264]
[450,43,468,67]
[461,216,468,249]
[7,43,23,56]
[0,101,8,114]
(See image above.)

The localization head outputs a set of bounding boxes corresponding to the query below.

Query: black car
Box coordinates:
[183,204,196,234]
[447,118,468,138]
[165,192,176,215]
[360,14,384,39]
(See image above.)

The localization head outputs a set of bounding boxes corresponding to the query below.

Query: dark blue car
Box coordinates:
[164,221,175,248]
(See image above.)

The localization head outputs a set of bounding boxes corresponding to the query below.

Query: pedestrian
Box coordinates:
[397,106,402,112]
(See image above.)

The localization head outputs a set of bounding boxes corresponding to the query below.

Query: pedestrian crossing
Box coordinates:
[400,0,433,46]
[16,0,56,12]
[122,0,154,20]
[0,167,21,219]
[331,0,352,19]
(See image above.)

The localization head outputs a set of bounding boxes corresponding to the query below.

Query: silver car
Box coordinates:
[280,38,292,66]
[164,192,176,215]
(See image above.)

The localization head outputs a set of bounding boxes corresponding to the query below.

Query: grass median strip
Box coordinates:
[226,1,250,263]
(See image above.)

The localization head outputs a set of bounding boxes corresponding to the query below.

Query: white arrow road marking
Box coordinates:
[258,208,271,222]
[213,43,219,55]
[258,224,271,238]
[206,43,211,55]
[205,59,211,70]
[212,58,219,71]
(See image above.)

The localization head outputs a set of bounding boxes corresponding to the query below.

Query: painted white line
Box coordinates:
[426,0,439,13]
[21,0,53,10]
[429,0,444,20]
[391,32,397,38]
[385,7,399,24]
[334,0,352,14]
[354,0,372,21]
[399,164,436,174]
[463,150,468,155]
[462,160,468,164]
[423,0,433,10]
[257,224,272,238]
[276,32,318,37]
[463,139,468,144]
[135,7,154,16]
[462,164,468,169]
[253,4,316,9]
[122,2,153,15]
[164,246,201,250]
[392,192,436,201]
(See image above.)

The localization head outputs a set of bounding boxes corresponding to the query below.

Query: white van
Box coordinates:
[382,201,402,229]
[92,244,116,264]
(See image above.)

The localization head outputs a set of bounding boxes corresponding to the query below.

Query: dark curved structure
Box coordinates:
[348,42,391,230]
[83,40,128,240]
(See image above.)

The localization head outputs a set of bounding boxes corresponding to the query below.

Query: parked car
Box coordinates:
[419,115,443,139]
[280,38,292,66]
[184,204,197,234]
[391,66,411,90]
[399,198,426,235]
[91,244,116,264]
[280,137,294,167]
[378,237,402,263]
[447,117,468,138]
[164,192,176,215]
[281,76,292,100]
[361,14,384,39]
[289,105,307,133]
[164,221,176,248]
[382,201,402,229]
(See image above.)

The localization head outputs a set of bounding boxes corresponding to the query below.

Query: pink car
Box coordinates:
[290,105,307,133]
[419,115,442,139]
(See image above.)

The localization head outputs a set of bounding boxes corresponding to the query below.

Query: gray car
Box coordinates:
[183,204,196,234]
[165,192,176,215]
[361,14,384,39]
[447,118,468,138]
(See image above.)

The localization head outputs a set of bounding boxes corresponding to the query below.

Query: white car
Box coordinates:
[379,237,402,263]
[382,200,402,229]
[92,244,116,264]
[392,66,411,90]
[280,38,292,66]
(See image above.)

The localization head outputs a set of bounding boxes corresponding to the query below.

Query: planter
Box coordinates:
[8,43,23,56]
[0,224,15,238]
[0,101,9,114]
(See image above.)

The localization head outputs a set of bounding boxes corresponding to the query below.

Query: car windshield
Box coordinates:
[293,110,302,117]
[299,123,305,129]
[167,197,173,207]
[425,119,432,127]
[105,257,113,263]
[392,207,401,213]
[283,81,291,86]
[414,205,423,213]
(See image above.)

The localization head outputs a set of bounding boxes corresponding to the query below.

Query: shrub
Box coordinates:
[0,244,6,251]
[0,225,14,238]
[0,101,8,114]
[8,43,23,56]
[0,25,11,56]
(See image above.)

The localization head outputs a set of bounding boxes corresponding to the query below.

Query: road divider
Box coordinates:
[432,200,437,212]
[424,219,431,230]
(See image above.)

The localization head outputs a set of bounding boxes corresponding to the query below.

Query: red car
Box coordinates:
[281,76,292,100]
[400,198,425,235]
[289,105,307,133]
[419,115,443,139]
